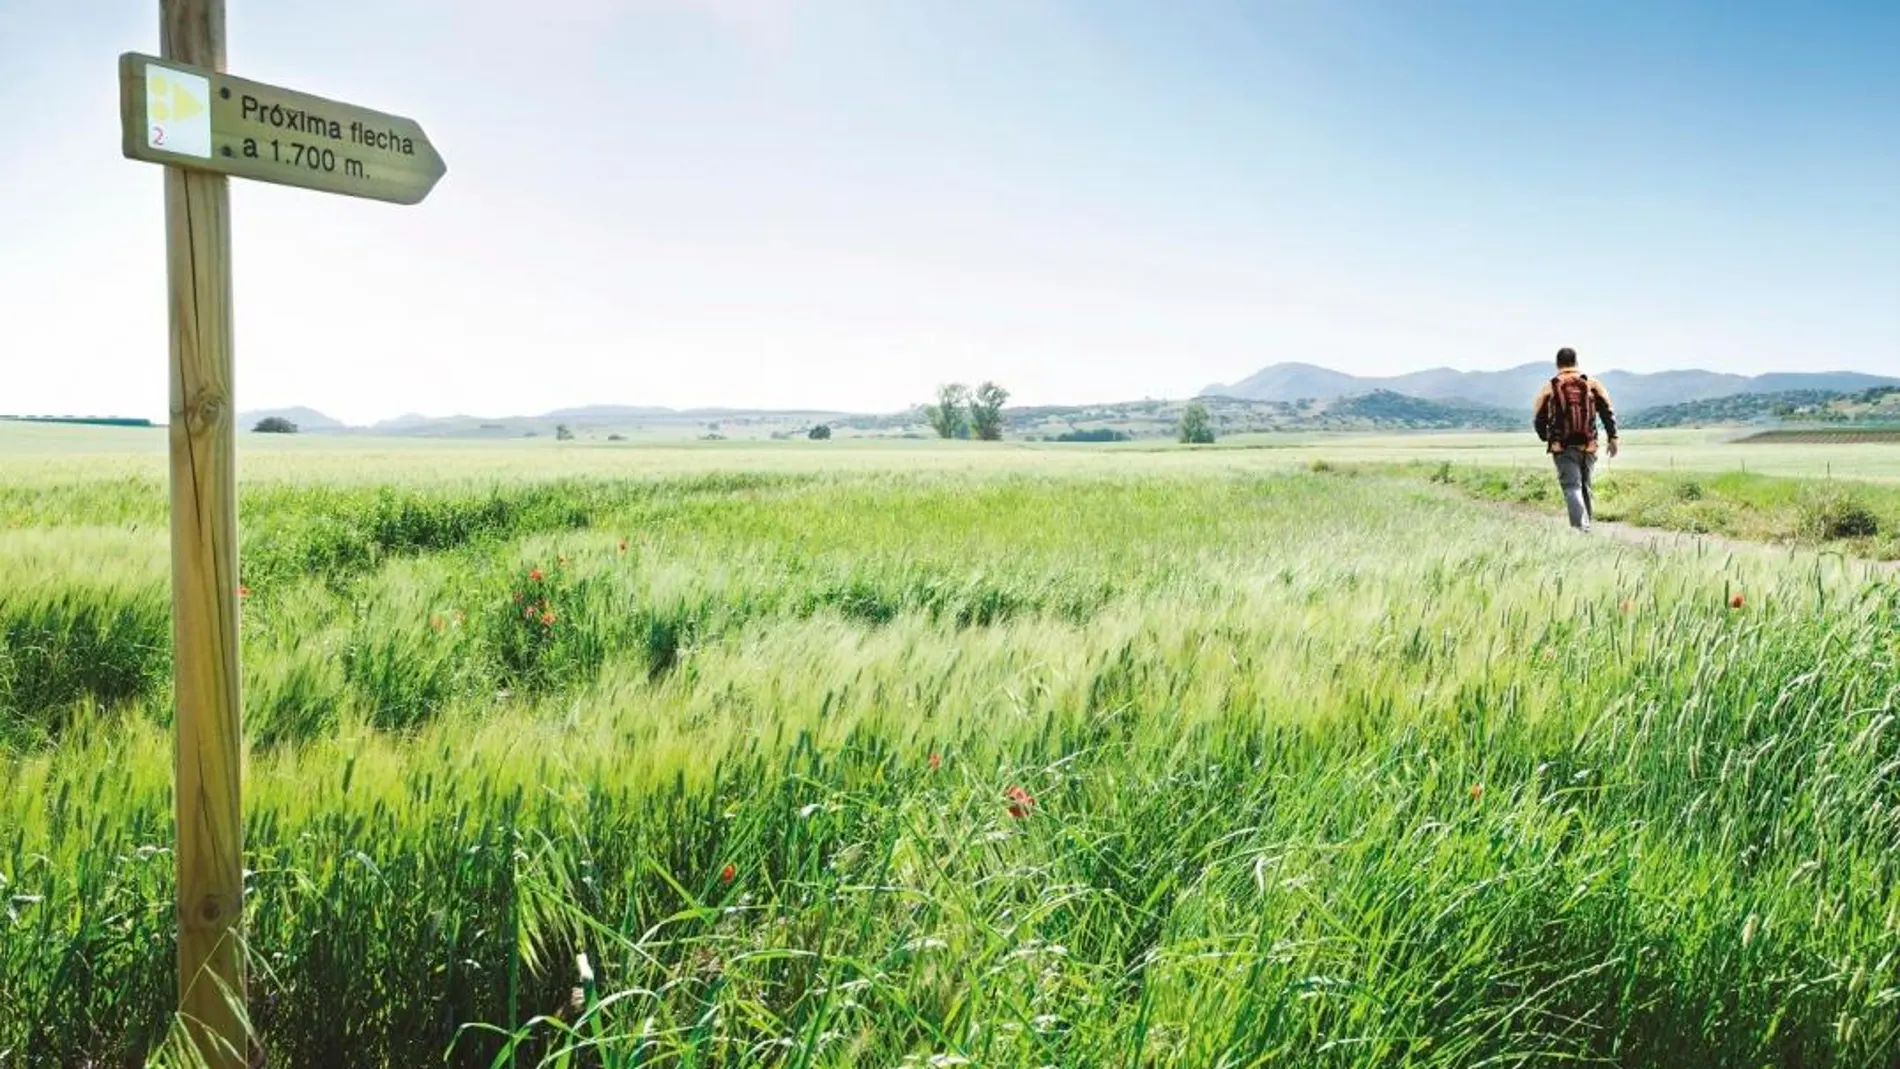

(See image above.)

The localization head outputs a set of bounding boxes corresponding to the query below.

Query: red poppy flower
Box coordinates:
[541,611,556,627]
[928,752,942,771]
[720,863,736,884]
[1729,592,1745,610]
[1005,785,1035,819]
[238,584,251,599]
[1469,783,1484,801]
[529,567,545,583]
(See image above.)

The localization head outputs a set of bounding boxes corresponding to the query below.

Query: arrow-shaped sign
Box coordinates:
[119,52,447,205]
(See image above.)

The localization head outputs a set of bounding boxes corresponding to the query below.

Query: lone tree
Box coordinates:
[970,381,1009,441]
[252,416,298,434]
[1178,402,1216,445]
[925,383,972,439]
[555,424,575,441]
[808,423,832,440]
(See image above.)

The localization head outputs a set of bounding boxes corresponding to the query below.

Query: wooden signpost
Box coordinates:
[120,52,447,206]
[119,3,444,1064]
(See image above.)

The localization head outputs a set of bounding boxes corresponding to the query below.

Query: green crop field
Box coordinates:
[4,423,1900,1067]
[6,422,1900,485]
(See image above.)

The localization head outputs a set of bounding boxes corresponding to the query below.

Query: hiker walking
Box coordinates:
[1533,347,1619,530]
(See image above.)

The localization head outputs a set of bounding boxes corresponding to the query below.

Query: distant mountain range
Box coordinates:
[1203,362,1900,416]
[229,363,1900,441]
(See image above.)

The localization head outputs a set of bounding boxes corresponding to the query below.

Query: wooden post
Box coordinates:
[118,16,442,1064]
[161,0,247,1065]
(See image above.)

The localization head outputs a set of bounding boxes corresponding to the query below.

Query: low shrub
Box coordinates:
[1800,494,1881,541]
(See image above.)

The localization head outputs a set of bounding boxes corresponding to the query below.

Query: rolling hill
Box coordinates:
[1623,390,1849,429]
[1204,363,1900,414]
[1781,386,1900,424]
[1617,385,1900,429]
[236,406,346,432]
[228,365,1896,442]
[856,392,1519,439]
[233,393,1518,442]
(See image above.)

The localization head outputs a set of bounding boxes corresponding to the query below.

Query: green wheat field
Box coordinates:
[4,424,1899,1068]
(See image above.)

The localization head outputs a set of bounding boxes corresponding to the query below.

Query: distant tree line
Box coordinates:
[1624,390,1848,430]
[1325,390,1517,431]
[925,382,1010,440]
[917,385,1222,446]
[3,415,155,428]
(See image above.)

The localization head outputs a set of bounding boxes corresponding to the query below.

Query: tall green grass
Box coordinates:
[2,466,1897,1067]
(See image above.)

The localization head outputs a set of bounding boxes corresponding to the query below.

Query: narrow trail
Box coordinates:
[1506,500,1900,576]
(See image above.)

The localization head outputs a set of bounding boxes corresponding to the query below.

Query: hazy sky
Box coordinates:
[3,1,1896,424]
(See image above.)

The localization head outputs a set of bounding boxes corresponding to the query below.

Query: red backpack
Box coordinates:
[1547,374,1596,447]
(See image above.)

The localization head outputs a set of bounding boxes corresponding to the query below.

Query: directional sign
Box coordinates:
[119,52,446,205]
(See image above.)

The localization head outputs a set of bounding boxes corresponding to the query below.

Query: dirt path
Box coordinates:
[1512,503,1900,575]
[1589,518,1780,558]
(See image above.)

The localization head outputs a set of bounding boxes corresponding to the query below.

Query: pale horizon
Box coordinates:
[209,357,1900,427]
[4,1,1896,426]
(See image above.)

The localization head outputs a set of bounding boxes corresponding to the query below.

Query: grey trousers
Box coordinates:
[1552,447,1596,529]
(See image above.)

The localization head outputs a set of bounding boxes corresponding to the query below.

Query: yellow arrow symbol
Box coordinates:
[149,74,206,123]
